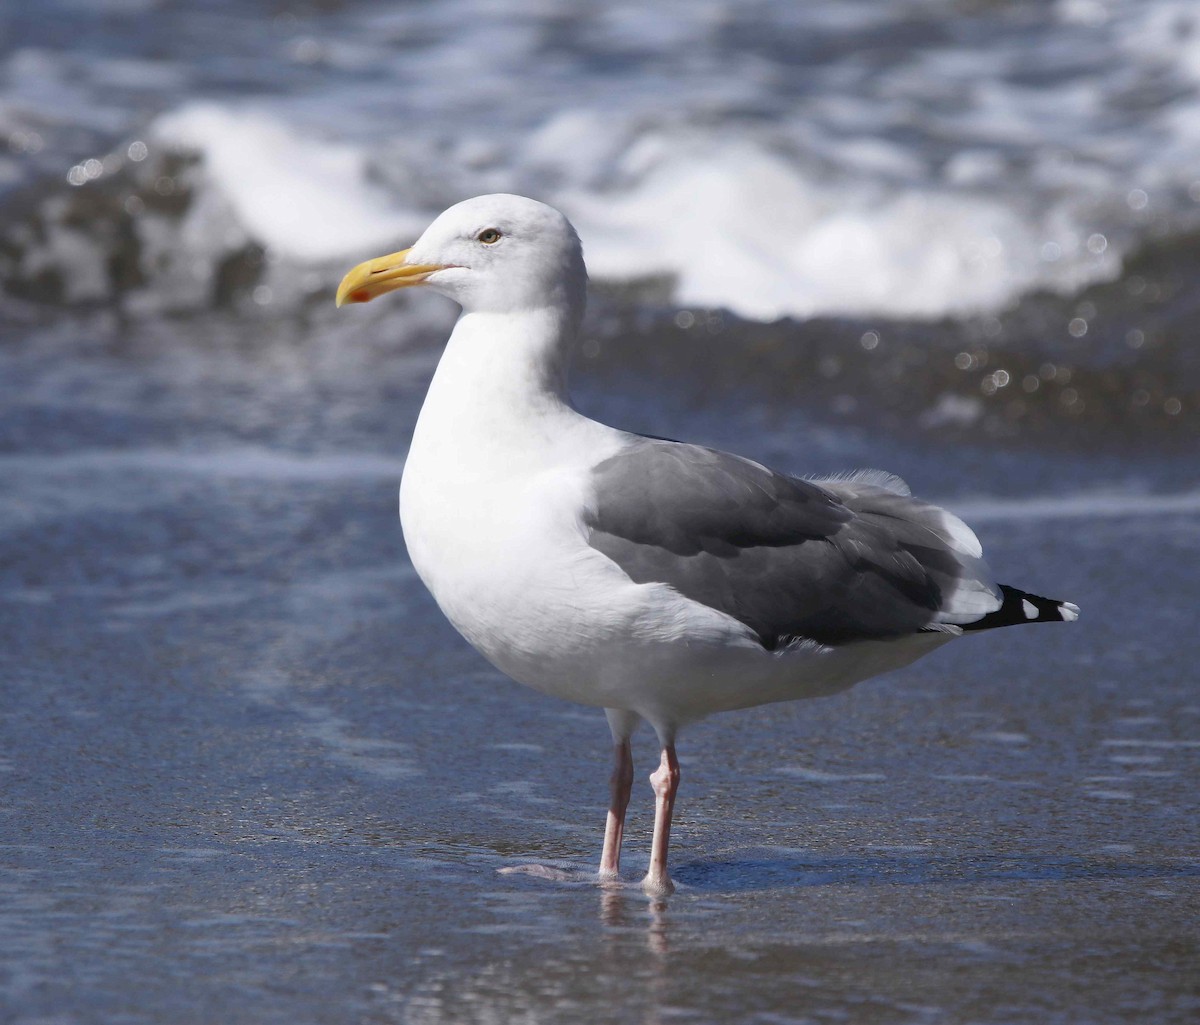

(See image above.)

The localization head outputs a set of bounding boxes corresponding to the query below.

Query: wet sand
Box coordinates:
[2,323,1197,1024]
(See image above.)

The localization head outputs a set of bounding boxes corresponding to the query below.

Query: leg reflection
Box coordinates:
[597,885,671,957]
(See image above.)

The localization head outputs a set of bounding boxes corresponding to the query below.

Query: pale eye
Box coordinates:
[477,228,502,245]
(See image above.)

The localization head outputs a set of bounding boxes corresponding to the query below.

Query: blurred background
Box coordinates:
[1,0,1198,440]
[2,3,1198,1024]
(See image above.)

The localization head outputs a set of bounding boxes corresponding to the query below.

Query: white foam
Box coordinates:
[153,105,422,262]
[144,100,1126,321]
[1110,1,1200,85]
[562,137,1119,320]
[57,0,1200,320]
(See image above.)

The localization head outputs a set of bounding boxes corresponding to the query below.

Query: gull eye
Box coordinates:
[477,228,502,245]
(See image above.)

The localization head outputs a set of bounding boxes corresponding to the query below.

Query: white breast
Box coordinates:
[401,443,650,703]
[396,310,637,703]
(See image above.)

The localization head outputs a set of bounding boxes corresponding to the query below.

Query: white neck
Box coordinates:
[442,307,574,406]
[406,305,591,479]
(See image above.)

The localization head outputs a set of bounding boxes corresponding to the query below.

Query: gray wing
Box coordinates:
[585,438,1000,649]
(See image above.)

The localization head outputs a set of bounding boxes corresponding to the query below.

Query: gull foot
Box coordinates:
[641,872,676,898]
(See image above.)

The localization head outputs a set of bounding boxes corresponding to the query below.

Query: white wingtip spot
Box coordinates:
[1059,602,1080,622]
[1022,598,1038,620]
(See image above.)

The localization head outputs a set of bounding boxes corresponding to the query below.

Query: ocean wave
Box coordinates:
[2,0,1200,322]
[0,103,1158,321]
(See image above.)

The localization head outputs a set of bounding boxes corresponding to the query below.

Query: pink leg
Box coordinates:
[599,738,634,880]
[643,744,680,897]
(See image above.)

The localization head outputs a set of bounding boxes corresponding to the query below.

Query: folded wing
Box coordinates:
[585,438,1002,649]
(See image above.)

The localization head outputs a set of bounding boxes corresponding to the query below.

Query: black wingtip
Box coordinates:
[961,584,1080,632]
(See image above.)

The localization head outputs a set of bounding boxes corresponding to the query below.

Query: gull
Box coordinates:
[336,194,1078,896]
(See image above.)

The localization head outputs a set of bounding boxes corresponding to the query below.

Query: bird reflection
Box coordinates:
[599,884,670,956]
[599,885,672,1025]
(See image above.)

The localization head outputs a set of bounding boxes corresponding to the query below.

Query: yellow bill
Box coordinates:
[335,247,445,307]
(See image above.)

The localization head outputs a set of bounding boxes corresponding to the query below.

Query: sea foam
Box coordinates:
[153,105,423,263]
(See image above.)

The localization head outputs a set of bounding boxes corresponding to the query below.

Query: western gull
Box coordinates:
[336,194,1078,896]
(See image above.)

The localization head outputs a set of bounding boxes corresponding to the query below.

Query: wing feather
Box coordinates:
[586,439,1000,647]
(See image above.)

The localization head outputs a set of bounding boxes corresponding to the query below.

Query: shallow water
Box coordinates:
[2,311,1198,1023]
[3,2,1200,1022]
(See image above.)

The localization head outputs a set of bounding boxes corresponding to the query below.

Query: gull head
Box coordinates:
[336,194,586,316]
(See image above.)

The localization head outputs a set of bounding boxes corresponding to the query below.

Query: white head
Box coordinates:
[336,194,587,318]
